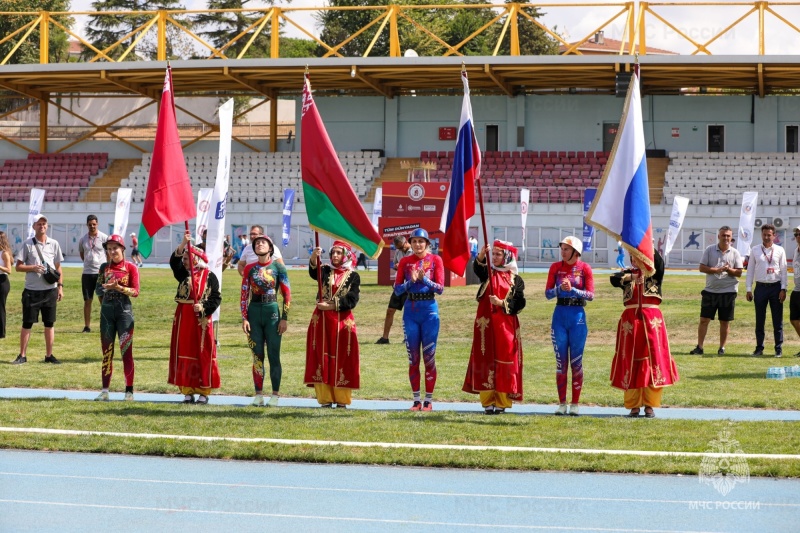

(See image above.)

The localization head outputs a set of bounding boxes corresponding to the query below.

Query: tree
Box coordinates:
[84,0,192,61]
[194,0,272,59]
[493,1,559,56]
[0,0,71,64]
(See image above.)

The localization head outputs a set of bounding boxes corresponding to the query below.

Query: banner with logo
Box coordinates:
[206,98,233,321]
[581,187,596,252]
[282,188,295,246]
[195,188,213,243]
[737,191,758,257]
[113,188,133,238]
[520,188,529,252]
[27,188,46,238]
[372,187,383,230]
[664,195,690,256]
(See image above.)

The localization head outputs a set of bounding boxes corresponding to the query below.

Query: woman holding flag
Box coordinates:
[394,228,444,411]
[545,236,594,416]
[609,250,679,418]
[305,241,361,408]
[463,240,526,414]
[168,232,222,405]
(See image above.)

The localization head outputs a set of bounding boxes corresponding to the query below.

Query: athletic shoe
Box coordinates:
[251,394,264,407]
[82,326,91,333]
[484,406,495,415]
[95,391,109,402]
[554,403,568,416]
[375,337,390,345]
[124,391,134,401]
[11,354,26,365]
[689,345,704,355]
[644,406,656,418]
[409,401,422,411]
[752,347,764,357]
[196,395,208,405]
[267,395,279,407]
[568,404,580,416]
[183,395,195,404]
[44,355,61,364]
[717,347,725,355]
[794,351,800,358]
[775,348,783,358]
[422,401,433,411]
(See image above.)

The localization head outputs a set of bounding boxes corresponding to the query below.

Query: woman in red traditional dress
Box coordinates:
[462,240,526,414]
[168,231,222,405]
[305,241,361,408]
[609,250,679,418]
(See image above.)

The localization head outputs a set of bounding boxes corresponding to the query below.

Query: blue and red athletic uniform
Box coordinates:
[394,253,444,400]
[545,260,594,405]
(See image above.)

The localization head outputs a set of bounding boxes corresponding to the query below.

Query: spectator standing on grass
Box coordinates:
[394,228,444,412]
[12,215,63,365]
[78,214,108,333]
[609,250,679,418]
[168,232,222,405]
[788,226,800,357]
[94,235,139,402]
[462,240,526,415]
[0,231,12,340]
[376,235,412,345]
[689,226,743,356]
[305,242,361,408]
[745,224,787,357]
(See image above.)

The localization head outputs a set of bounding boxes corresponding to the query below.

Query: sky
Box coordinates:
[68,0,800,56]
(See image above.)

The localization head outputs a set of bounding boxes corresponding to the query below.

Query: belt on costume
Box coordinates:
[252,293,277,303]
[624,304,660,310]
[557,298,585,307]
[408,292,435,301]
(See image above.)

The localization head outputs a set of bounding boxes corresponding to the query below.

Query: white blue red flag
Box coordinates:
[439,71,479,276]
[586,68,654,273]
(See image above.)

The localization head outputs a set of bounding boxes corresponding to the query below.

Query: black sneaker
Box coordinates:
[794,351,800,358]
[689,345,704,355]
[752,347,764,357]
[11,354,26,365]
[717,347,725,355]
[82,326,91,333]
[775,348,783,358]
[375,337,389,345]
[44,354,61,364]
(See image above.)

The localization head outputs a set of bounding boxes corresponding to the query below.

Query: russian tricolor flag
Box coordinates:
[439,71,479,277]
[586,68,654,273]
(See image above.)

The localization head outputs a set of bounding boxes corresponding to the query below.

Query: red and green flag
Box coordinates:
[301,74,384,259]
[137,66,196,258]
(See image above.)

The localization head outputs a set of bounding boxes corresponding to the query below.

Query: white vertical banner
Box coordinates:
[195,187,214,243]
[27,188,46,238]
[664,195,690,257]
[371,187,383,230]
[737,191,758,257]
[206,98,234,322]
[112,188,132,238]
[520,188,530,251]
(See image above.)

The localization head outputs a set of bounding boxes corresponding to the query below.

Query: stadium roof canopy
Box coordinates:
[2,55,800,101]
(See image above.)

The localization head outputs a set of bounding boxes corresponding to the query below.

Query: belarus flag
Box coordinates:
[439,71,479,277]
[586,67,654,273]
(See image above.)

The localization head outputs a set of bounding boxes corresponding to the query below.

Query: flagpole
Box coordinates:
[184,221,199,312]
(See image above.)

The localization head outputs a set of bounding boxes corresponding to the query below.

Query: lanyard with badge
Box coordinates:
[763,246,777,281]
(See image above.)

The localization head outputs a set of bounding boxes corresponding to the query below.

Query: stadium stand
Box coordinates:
[663,152,800,207]
[120,151,385,203]
[0,152,108,202]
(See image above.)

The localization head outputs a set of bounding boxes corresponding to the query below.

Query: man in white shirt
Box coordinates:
[745,224,787,357]
[789,226,800,357]
[690,226,743,356]
[237,225,283,275]
[78,214,108,333]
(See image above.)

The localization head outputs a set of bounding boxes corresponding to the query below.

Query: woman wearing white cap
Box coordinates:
[545,236,594,416]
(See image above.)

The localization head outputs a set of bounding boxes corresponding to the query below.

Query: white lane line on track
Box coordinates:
[0,499,725,532]
[1,472,797,508]
[2,426,800,460]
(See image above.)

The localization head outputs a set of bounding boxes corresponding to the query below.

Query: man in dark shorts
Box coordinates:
[375,235,412,344]
[12,214,64,364]
[78,214,108,333]
[690,225,743,356]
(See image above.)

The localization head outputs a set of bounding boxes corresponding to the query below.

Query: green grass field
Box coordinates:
[1,265,799,476]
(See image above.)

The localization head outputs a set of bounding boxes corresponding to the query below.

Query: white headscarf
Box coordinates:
[491,240,518,275]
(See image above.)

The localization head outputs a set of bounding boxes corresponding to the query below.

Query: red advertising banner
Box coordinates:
[382,182,448,218]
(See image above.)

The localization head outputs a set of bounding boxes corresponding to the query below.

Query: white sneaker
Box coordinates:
[251,394,264,407]
[124,391,134,401]
[555,403,568,416]
[267,395,279,407]
[568,404,580,416]
[94,391,109,402]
